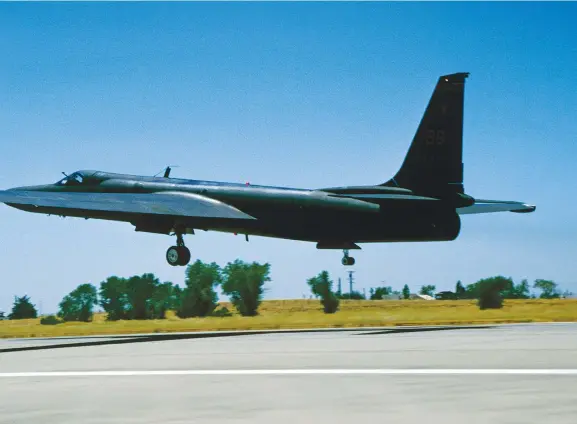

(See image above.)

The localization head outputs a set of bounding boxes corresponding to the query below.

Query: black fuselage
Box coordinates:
[9,170,462,245]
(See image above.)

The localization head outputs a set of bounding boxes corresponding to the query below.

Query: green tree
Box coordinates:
[465,282,481,299]
[455,280,466,299]
[99,276,129,321]
[370,286,392,300]
[533,279,560,299]
[222,260,270,316]
[177,260,222,318]
[100,274,175,320]
[503,279,531,299]
[125,273,161,320]
[338,290,365,300]
[476,277,510,309]
[151,282,180,319]
[168,285,183,310]
[464,283,475,297]
[402,284,411,299]
[488,276,515,299]
[307,271,339,313]
[58,283,98,322]
[8,295,38,320]
[493,276,531,299]
[419,285,436,297]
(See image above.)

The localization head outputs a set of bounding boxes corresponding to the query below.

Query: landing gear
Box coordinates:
[341,249,355,266]
[166,232,191,266]
[166,246,190,266]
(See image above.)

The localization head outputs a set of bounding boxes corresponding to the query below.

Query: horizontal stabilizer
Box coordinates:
[457,199,536,215]
[0,190,256,220]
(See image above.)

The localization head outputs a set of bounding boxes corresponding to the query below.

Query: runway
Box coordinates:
[1,323,576,423]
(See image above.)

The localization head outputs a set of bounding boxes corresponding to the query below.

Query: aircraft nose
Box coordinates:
[8,184,53,192]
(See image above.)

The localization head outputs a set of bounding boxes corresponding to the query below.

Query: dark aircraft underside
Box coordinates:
[11,201,461,244]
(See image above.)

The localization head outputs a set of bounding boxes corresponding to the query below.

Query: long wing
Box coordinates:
[457,199,536,215]
[0,190,256,220]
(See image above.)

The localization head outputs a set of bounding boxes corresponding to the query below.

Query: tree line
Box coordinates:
[366,277,568,301]
[311,275,571,312]
[6,259,270,323]
[3,261,572,322]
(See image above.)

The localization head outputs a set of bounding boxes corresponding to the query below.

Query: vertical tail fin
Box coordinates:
[384,72,469,197]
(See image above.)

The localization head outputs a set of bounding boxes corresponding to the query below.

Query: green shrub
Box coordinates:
[477,278,509,309]
[40,315,63,325]
[222,260,270,317]
[307,271,340,314]
[321,293,339,314]
[177,261,222,318]
[211,307,233,317]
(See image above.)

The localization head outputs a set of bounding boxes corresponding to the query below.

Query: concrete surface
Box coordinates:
[1,323,576,423]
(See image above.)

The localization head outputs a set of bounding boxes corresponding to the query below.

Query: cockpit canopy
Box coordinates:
[55,171,101,186]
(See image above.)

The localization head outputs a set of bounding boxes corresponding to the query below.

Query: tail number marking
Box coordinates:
[425,129,445,146]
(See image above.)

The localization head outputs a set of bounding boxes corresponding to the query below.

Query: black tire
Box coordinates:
[166,246,181,266]
[177,246,191,266]
[342,256,355,266]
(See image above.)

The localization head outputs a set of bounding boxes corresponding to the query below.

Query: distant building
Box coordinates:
[380,293,435,300]
[410,293,435,300]
[382,294,403,300]
[435,291,457,300]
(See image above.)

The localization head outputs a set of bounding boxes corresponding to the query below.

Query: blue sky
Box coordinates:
[1,2,576,314]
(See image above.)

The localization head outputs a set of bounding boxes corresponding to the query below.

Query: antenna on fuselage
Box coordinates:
[153,165,179,178]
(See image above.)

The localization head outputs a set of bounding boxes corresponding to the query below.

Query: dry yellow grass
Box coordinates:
[1,298,576,339]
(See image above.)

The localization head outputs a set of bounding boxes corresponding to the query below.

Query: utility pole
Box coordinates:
[337,277,342,296]
[347,271,355,297]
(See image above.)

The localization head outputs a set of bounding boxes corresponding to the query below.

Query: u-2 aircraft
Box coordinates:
[0,72,535,267]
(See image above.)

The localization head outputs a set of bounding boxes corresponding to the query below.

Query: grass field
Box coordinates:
[1,298,576,339]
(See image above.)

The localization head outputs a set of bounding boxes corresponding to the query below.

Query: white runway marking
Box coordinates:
[1,369,577,378]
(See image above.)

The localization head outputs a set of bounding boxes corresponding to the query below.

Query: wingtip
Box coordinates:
[510,204,536,213]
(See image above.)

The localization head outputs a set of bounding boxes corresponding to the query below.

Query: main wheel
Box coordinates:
[166,246,191,266]
[166,246,181,266]
[178,246,191,266]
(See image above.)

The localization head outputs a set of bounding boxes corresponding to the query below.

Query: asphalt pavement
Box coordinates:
[1,323,576,423]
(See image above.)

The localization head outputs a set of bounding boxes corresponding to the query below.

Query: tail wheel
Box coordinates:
[341,256,355,266]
